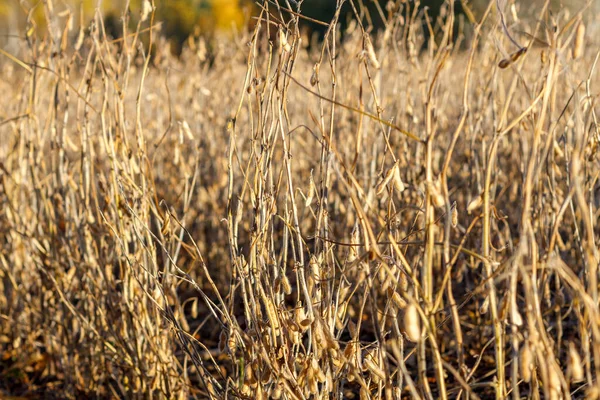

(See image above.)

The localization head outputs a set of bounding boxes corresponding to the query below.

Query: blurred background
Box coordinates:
[0,0,595,52]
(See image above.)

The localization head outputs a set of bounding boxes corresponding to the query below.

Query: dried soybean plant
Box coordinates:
[0,0,599,399]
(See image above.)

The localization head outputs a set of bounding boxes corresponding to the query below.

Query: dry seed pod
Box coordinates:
[240,383,252,396]
[347,226,360,263]
[336,301,347,320]
[261,368,271,385]
[499,47,527,69]
[190,297,198,319]
[511,306,523,327]
[520,342,533,383]
[141,0,153,22]
[393,167,405,194]
[272,382,283,399]
[365,359,385,383]
[228,333,237,354]
[316,367,327,384]
[218,330,227,352]
[235,200,243,226]
[403,303,421,342]
[343,341,355,362]
[310,64,319,86]
[279,28,291,52]
[281,274,292,295]
[295,302,306,324]
[510,3,519,22]
[300,318,312,330]
[451,204,458,227]
[307,275,315,295]
[568,343,584,382]
[255,386,264,400]
[274,277,282,293]
[74,26,85,51]
[376,165,397,195]
[380,269,391,292]
[364,354,386,381]
[406,102,414,117]
[290,330,301,345]
[305,174,315,208]
[313,320,324,347]
[264,298,280,331]
[59,10,73,32]
[479,296,489,315]
[331,350,344,369]
[245,364,256,385]
[399,272,409,292]
[308,374,318,395]
[548,365,562,395]
[312,357,326,383]
[317,321,335,352]
[553,140,564,158]
[467,193,483,213]
[573,23,585,59]
[390,289,407,310]
[364,35,381,69]
[360,386,371,400]
[347,320,357,339]
[586,386,600,400]
[334,313,345,331]
[180,120,194,140]
[428,180,445,208]
[310,255,321,280]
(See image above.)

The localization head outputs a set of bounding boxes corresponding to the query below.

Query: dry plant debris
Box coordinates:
[1,0,600,399]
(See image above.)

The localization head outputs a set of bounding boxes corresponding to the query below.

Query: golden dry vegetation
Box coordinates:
[1,0,600,399]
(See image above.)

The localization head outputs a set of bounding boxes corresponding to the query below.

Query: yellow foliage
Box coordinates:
[211,0,246,31]
[1,0,250,45]
[0,2,9,17]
